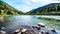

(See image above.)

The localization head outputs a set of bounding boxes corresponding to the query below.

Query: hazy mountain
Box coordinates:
[0,0,23,15]
[26,3,60,15]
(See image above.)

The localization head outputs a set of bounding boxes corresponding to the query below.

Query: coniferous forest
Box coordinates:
[26,3,60,15]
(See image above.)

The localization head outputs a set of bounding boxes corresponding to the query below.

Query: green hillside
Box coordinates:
[0,0,23,15]
[26,3,60,15]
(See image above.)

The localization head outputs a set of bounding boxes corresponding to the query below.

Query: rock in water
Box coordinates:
[0,16,4,22]
[1,27,5,30]
[38,23,45,27]
[14,29,20,32]
[22,28,27,32]
[0,30,6,34]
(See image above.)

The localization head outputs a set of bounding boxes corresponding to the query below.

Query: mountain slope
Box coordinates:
[0,0,23,15]
[26,3,60,15]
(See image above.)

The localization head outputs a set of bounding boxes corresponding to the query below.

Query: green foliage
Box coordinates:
[0,0,24,15]
[26,3,60,15]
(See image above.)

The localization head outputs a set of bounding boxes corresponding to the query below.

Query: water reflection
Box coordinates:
[0,15,60,33]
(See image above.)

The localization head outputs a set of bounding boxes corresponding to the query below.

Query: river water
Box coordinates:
[0,15,60,34]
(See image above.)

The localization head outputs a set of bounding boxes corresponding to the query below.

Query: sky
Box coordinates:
[2,0,60,13]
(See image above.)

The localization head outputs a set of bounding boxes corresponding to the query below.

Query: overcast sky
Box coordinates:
[2,0,60,13]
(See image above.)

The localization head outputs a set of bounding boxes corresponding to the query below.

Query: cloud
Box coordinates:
[2,0,60,12]
[30,0,60,3]
[12,0,60,12]
[25,1,31,5]
[31,0,40,2]
[51,1,60,3]
[55,0,60,1]
[14,4,32,12]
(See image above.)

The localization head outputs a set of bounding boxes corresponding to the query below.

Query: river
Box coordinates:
[0,15,60,34]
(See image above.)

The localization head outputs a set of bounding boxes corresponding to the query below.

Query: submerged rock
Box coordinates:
[1,27,5,30]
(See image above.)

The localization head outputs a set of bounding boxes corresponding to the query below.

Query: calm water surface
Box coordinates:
[0,15,60,33]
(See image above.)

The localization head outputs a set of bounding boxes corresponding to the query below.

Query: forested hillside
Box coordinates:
[26,3,60,15]
[0,0,23,15]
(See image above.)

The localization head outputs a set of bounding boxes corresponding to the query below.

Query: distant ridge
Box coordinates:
[26,3,60,15]
[0,0,23,15]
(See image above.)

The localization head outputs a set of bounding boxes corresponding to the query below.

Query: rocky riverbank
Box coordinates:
[0,23,58,34]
